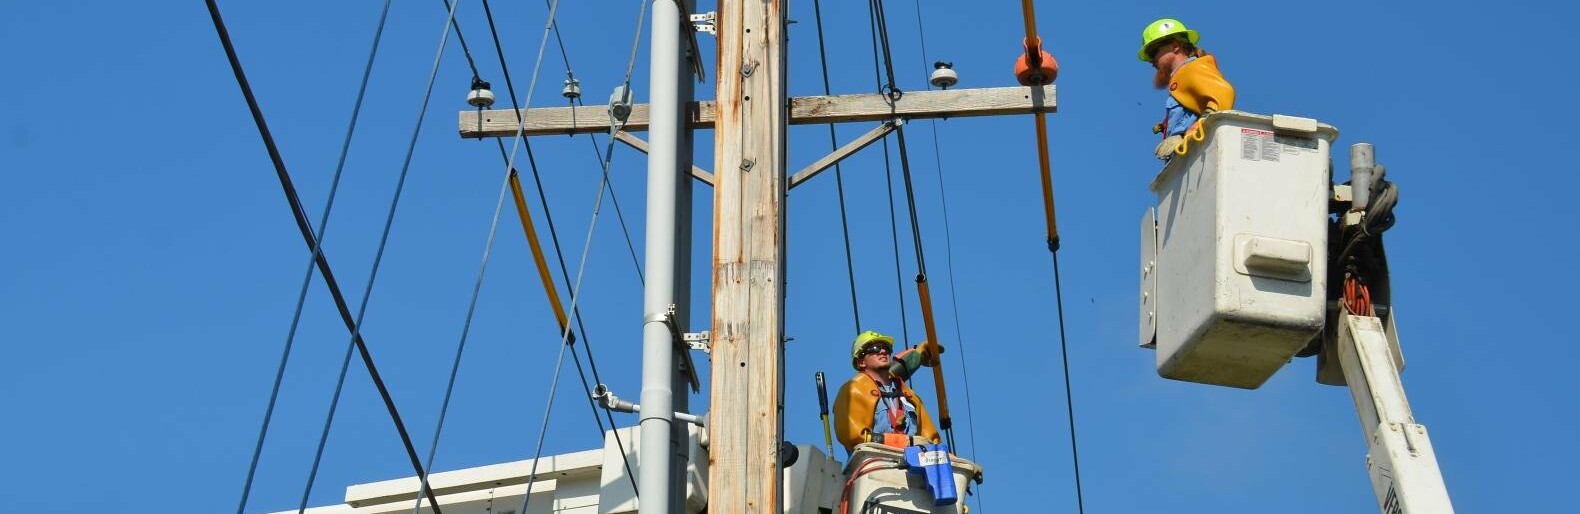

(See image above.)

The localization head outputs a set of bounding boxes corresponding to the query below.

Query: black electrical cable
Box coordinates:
[474,0,641,493]
[204,2,444,512]
[908,4,983,509]
[294,0,465,510]
[870,0,960,459]
[1049,251,1086,514]
[867,6,912,347]
[811,0,864,333]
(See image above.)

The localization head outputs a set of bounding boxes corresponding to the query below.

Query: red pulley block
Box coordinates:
[1015,37,1059,86]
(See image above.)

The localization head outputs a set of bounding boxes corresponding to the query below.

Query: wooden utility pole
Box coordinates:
[707,0,788,511]
[458,8,1054,511]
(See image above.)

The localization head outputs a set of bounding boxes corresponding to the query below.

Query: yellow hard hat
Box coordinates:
[1139,18,1200,62]
[851,330,895,369]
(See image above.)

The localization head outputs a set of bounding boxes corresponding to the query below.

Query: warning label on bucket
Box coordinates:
[1240,128,1278,162]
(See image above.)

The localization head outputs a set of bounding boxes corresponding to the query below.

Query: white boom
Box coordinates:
[1336,312,1455,513]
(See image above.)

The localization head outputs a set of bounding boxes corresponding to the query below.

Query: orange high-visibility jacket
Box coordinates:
[832,372,940,453]
[1169,54,1235,117]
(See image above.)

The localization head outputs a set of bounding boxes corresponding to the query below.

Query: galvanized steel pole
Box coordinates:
[638,0,692,513]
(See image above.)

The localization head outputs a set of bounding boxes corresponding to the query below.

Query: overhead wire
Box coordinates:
[447,0,646,287]
[432,0,640,495]
[1015,2,1086,513]
[204,1,444,512]
[395,0,628,510]
[907,1,982,509]
[866,8,913,348]
[472,0,656,507]
[511,16,664,513]
[810,0,864,333]
[476,0,641,492]
[294,0,466,510]
[868,0,955,449]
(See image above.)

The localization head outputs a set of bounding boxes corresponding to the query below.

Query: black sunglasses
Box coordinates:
[861,345,892,356]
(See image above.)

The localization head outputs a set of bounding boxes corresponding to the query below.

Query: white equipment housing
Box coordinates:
[843,444,981,514]
[599,425,709,514]
[1140,111,1338,388]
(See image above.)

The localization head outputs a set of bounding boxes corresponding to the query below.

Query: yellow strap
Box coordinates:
[1173,120,1209,156]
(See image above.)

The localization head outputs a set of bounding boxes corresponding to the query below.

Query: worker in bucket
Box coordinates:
[833,330,942,453]
[1141,18,1235,160]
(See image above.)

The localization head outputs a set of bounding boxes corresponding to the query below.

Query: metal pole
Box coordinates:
[669,3,697,512]
[639,0,688,513]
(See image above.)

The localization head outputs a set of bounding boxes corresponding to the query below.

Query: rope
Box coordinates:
[295,0,465,510]
[204,1,445,512]
[811,0,863,333]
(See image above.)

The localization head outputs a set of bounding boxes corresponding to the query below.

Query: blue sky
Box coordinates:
[2,1,1576,513]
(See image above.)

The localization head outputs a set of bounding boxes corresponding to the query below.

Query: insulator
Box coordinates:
[468,78,495,107]
[929,61,958,89]
[608,85,632,122]
[562,77,582,99]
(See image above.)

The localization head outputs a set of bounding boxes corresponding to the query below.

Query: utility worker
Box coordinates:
[1140,18,1235,160]
[833,330,942,453]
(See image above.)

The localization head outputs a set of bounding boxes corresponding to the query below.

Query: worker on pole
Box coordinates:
[1141,18,1236,160]
[833,330,943,453]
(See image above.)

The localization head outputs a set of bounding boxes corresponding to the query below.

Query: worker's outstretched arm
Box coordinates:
[889,342,944,381]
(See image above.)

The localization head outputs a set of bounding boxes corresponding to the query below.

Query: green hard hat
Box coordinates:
[1139,18,1200,62]
[851,330,895,369]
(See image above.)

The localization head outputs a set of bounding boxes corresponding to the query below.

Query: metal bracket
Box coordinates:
[690,12,716,35]
[660,305,702,392]
[683,330,711,354]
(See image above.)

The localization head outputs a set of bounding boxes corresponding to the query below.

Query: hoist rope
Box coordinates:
[204,1,445,512]
[1016,2,1085,513]
[476,0,640,491]
[868,0,953,446]
[810,0,863,333]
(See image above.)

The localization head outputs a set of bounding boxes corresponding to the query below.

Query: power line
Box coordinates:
[204,1,445,512]
[869,0,958,454]
[810,0,863,333]
[866,9,912,347]
[295,0,466,509]
[466,0,641,492]
[908,1,982,510]
[450,0,646,287]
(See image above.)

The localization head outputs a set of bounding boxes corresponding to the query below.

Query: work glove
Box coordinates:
[1154,135,1184,160]
[917,341,945,367]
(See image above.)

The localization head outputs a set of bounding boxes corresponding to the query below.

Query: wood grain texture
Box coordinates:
[459,85,1056,137]
[709,0,786,512]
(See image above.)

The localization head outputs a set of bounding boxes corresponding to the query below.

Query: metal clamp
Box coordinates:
[690,12,716,35]
[683,330,711,354]
[659,304,702,391]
